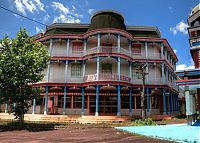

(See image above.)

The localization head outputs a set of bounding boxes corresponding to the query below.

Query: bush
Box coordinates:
[131,118,156,126]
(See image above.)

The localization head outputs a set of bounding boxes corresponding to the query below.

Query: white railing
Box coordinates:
[66,76,83,83]
[83,73,131,83]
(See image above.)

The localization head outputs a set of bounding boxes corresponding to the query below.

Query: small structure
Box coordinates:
[176,3,200,126]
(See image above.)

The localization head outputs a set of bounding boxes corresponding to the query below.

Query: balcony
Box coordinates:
[83,73,131,83]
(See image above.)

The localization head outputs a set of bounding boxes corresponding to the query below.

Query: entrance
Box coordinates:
[90,96,117,115]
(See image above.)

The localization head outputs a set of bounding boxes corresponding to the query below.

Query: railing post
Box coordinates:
[44,86,48,115]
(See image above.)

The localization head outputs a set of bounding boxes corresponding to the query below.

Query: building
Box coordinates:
[176,3,200,125]
[2,10,179,116]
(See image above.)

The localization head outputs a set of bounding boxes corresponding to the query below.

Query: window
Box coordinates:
[72,41,83,52]
[71,63,82,77]
[73,96,87,108]
[121,96,135,109]
[58,96,72,108]
[102,63,112,74]
[136,96,141,109]
[151,95,159,109]
[132,43,141,55]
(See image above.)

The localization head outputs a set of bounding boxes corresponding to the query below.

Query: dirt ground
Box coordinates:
[0,126,176,143]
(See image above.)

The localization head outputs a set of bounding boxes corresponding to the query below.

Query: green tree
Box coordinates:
[0,28,48,122]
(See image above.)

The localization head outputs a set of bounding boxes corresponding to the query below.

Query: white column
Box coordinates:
[64,61,68,82]
[145,42,148,59]
[84,39,87,55]
[96,57,99,81]
[66,38,70,56]
[97,33,100,52]
[117,34,120,53]
[129,40,132,57]
[83,61,86,77]
[118,57,120,80]
[161,63,165,84]
[32,98,36,114]
[47,39,53,82]
[161,42,164,59]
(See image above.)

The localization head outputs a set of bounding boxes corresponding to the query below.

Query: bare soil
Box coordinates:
[0,126,176,143]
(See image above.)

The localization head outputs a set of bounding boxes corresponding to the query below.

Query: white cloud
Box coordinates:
[14,0,45,15]
[53,14,80,23]
[43,14,50,23]
[176,58,195,71]
[170,21,188,35]
[35,26,44,33]
[52,2,69,14]
[51,2,82,23]
[88,9,95,15]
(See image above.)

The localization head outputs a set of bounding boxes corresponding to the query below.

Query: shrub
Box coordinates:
[131,118,156,126]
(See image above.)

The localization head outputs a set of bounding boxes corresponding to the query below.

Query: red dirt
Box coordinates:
[0,127,176,143]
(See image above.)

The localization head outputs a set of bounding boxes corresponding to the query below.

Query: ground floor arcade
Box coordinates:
[0,85,179,116]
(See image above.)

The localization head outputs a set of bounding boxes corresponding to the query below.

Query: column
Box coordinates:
[129,61,132,82]
[32,98,36,114]
[64,61,68,82]
[170,94,173,114]
[162,89,166,114]
[63,86,67,115]
[44,86,48,115]
[161,42,164,59]
[47,39,53,82]
[5,101,8,113]
[166,67,168,83]
[81,87,85,116]
[146,63,149,84]
[66,38,70,56]
[146,88,150,113]
[13,103,16,110]
[129,87,132,116]
[96,57,99,81]
[83,61,86,77]
[161,63,165,84]
[145,42,148,59]
[84,39,87,55]
[117,85,121,116]
[95,85,99,116]
[128,40,132,57]
[117,34,120,53]
[97,33,100,52]
[118,57,120,81]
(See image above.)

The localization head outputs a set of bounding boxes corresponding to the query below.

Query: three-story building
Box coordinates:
[18,10,179,116]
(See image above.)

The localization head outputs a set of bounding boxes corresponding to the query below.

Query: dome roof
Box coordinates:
[191,3,200,15]
[87,10,126,31]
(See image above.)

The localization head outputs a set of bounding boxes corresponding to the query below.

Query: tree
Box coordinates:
[0,28,49,122]
[135,62,148,120]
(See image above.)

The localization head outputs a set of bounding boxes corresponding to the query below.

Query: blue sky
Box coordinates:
[0,0,199,70]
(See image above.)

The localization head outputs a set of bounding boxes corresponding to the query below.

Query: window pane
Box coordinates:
[71,63,82,77]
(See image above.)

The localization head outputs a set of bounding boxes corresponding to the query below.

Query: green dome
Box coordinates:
[87,10,126,31]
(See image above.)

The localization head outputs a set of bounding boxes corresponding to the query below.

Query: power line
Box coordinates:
[0,5,47,27]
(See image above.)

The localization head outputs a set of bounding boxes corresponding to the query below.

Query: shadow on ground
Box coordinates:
[0,121,58,132]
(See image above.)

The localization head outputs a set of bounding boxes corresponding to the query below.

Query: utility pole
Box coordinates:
[135,61,148,120]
